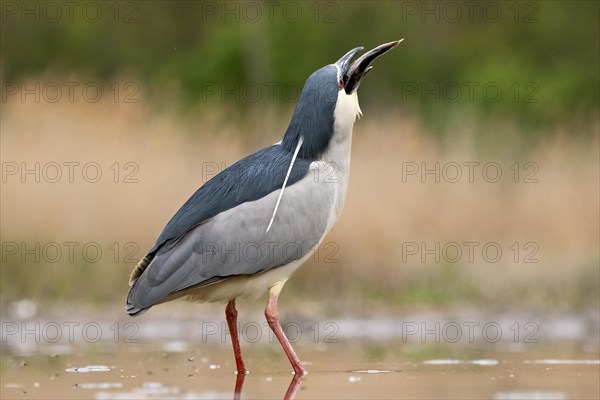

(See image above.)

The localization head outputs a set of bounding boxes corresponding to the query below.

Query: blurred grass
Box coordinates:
[1,1,598,133]
[1,86,598,314]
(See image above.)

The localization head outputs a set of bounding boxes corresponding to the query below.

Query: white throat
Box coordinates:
[323,89,361,163]
[335,90,362,129]
[316,89,361,224]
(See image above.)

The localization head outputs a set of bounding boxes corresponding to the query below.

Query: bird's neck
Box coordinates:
[282,88,361,159]
[320,90,361,165]
[318,90,361,220]
[332,90,362,148]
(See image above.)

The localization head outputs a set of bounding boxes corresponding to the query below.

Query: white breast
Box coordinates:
[313,90,361,232]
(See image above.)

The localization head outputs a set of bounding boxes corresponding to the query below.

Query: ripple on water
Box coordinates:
[525,359,600,365]
[349,369,393,374]
[65,365,111,373]
[423,359,499,366]
[494,391,566,400]
[95,382,226,400]
[77,382,123,389]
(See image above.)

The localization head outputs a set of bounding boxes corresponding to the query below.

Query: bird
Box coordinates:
[126,40,402,376]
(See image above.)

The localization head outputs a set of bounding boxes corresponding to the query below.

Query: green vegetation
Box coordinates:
[2,1,598,133]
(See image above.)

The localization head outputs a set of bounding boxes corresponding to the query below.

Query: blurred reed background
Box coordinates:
[1,1,598,317]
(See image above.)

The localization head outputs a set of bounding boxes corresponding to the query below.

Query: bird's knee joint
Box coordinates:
[264,309,279,323]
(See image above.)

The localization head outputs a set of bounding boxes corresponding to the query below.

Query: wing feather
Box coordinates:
[150,144,311,255]
[126,145,333,314]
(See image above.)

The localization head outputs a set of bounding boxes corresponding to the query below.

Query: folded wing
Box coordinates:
[127,144,334,314]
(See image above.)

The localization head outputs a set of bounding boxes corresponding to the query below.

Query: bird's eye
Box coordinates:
[338,78,344,89]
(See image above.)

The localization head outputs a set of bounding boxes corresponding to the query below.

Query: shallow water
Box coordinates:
[2,340,599,399]
[2,308,599,399]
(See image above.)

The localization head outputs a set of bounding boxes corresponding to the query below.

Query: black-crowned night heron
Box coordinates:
[126,40,401,376]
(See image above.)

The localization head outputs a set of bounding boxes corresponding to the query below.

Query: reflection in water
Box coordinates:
[233,373,244,400]
[83,373,304,399]
[233,372,304,400]
[282,375,304,400]
[1,333,598,399]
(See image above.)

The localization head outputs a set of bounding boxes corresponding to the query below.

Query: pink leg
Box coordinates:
[226,299,249,375]
[265,292,307,376]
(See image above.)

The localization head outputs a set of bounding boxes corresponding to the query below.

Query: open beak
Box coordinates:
[336,39,403,94]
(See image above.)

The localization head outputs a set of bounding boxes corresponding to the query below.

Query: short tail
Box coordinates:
[126,300,149,316]
[126,254,154,316]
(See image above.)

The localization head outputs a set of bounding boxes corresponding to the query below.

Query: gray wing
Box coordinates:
[127,164,334,313]
[149,145,311,256]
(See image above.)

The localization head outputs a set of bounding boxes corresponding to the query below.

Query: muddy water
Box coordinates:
[2,340,599,399]
[2,308,599,399]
